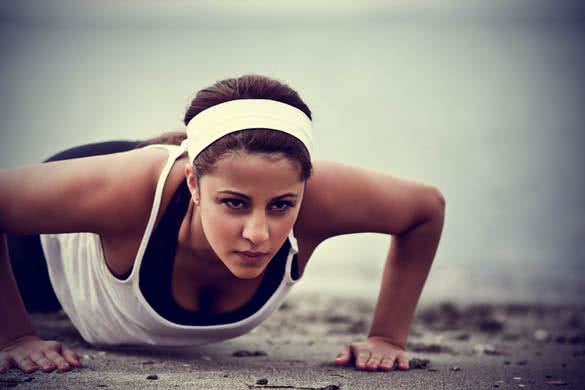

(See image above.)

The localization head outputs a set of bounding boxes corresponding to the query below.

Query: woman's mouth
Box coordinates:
[235,251,269,263]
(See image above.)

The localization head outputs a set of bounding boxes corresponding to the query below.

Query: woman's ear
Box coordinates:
[184,163,200,205]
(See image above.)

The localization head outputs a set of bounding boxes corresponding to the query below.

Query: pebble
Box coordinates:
[518,384,525,388]
[82,354,91,360]
[517,360,528,366]
[146,375,158,380]
[256,378,269,385]
[408,358,431,369]
[233,350,268,357]
[546,380,568,386]
[142,361,154,365]
[473,344,498,355]
[479,318,504,333]
[409,343,452,354]
[453,333,470,341]
[450,366,461,372]
[182,364,191,368]
[513,377,522,381]
[97,351,106,357]
[200,355,212,361]
[534,329,550,342]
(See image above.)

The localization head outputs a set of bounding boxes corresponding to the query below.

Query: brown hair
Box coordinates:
[139,74,312,181]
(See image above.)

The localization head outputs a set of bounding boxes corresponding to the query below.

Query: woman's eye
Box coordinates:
[270,201,294,212]
[224,199,246,209]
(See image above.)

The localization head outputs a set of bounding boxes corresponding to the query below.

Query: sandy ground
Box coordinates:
[1,293,584,390]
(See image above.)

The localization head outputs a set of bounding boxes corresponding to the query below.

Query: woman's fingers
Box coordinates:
[379,356,396,371]
[365,353,383,371]
[396,353,409,370]
[16,357,39,373]
[334,345,351,365]
[355,350,371,370]
[30,352,57,373]
[61,344,82,367]
[0,354,12,373]
[45,350,71,372]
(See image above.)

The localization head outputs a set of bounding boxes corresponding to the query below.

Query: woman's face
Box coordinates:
[186,152,305,279]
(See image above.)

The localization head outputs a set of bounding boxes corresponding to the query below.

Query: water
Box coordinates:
[1,3,584,304]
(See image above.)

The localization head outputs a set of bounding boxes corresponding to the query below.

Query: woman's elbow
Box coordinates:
[422,186,446,221]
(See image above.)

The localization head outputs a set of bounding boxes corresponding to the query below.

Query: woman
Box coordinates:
[0,74,445,374]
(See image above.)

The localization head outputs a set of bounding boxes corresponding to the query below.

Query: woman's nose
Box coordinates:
[242,211,269,245]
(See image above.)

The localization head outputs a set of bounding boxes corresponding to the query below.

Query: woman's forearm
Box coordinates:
[368,204,445,348]
[0,234,37,349]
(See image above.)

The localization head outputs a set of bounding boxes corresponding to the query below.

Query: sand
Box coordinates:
[1,293,584,389]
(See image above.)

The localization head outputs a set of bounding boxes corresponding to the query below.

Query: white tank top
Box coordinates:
[40,143,301,346]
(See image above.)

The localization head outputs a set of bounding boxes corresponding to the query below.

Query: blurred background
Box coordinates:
[1,1,584,305]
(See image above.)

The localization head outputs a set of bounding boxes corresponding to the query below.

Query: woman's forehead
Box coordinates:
[201,153,304,194]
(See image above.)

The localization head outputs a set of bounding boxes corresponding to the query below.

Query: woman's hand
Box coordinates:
[0,335,81,373]
[334,336,409,371]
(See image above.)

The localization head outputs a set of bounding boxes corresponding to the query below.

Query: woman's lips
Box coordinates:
[235,251,269,263]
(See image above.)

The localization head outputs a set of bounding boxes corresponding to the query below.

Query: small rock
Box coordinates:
[142,361,154,365]
[450,366,461,372]
[200,355,212,361]
[517,360,528,366]
[182,364,191,368]
[256,378,268,385]
[325,314,353,323]
[534,329,550,342]
[546,380,568,386]
[504,361,511,365]
[513,377,522,381]
[408,358,430,369]
[453,333,470,341]
[97,351,106,357]
[146,375,158,380]
[518,384,525,388]
[232,350,267,357]
[427,368,439,372]
[473,344,499,355]
[409,343,453,354]
[479,318,504,333]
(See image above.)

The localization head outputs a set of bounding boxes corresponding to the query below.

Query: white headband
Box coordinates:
[185,99,313,164]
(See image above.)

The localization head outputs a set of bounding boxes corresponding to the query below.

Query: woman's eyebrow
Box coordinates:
[217,190,298,201]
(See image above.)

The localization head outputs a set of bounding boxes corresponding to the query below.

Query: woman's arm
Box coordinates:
[0,234,81,373]
[296,160,445,371]
[0,147,168,373]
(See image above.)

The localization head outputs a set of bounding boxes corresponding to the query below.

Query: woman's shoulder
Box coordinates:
[0,145,175,237]
[295,160,444,242]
